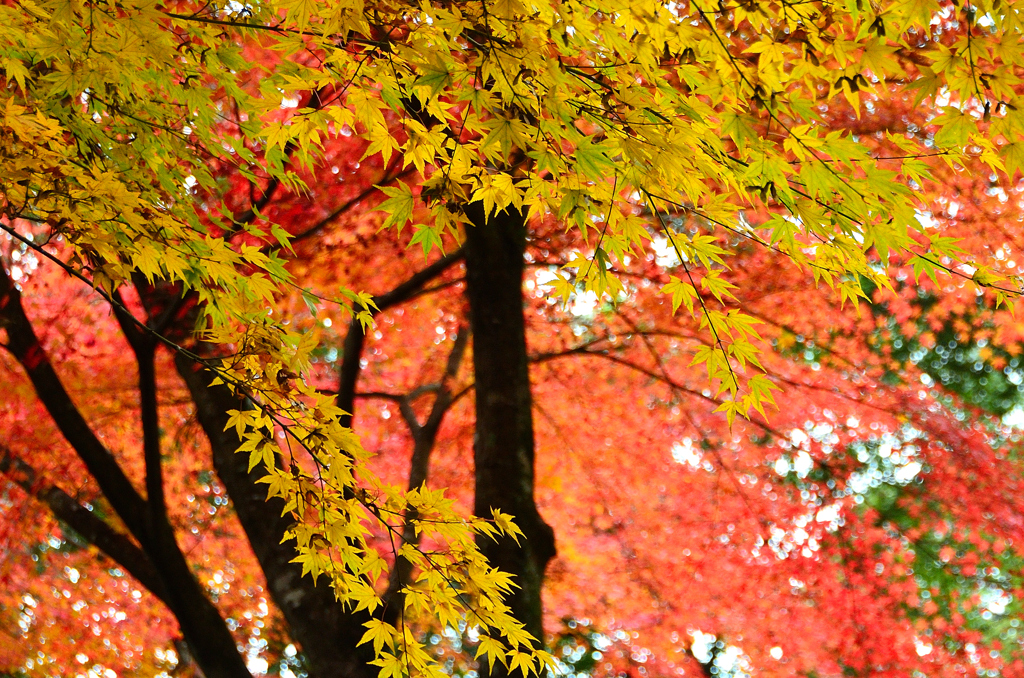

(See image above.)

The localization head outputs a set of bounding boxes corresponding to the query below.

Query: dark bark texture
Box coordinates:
[0,265,251,678]
[175,354,378,678]
[463,204,556,674]
[2,210,551,678]
[143,249,463,678]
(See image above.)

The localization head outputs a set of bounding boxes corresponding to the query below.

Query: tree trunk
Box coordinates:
[176,356,377,678]
[462,204,556,676]
[156,253,461,678]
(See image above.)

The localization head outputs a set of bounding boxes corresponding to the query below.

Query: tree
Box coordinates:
[4,0,1024,676]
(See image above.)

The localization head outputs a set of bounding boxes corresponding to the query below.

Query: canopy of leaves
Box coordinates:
[3,0,1024,677]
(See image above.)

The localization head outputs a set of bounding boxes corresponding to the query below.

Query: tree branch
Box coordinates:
[416,326,469,459]
[0,444,171,607]
[289,163,413,247]
[337,248,464,428]
[0,263,252,678]
[108,290,166,532]
[0,262,149,541]
[138,349,166,531]
[382,325,470,624]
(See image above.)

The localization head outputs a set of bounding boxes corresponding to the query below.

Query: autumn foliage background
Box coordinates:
[4,0,1024,677]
